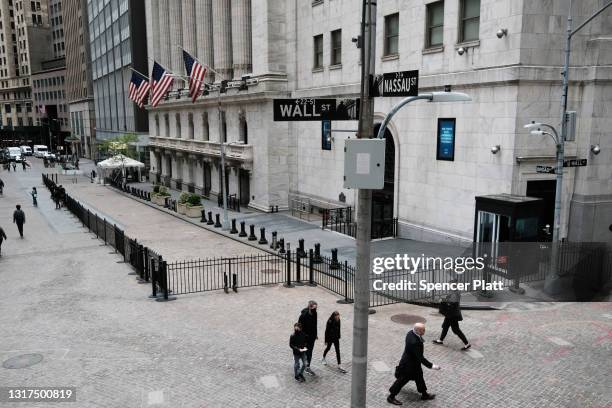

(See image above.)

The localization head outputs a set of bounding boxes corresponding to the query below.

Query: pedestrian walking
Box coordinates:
[11,162,16,172]
[31,187,38,207]
[52,188,60,209]
[433,288,471,350]
[322,311,346,373]
[0,177,4,195]
[387,323,440,405]
[298,300,318,375]
[58,185,65,208]
[0,225,7,256]
[289,322,308,383]
[21,160,26,170]
[12,205,25,238]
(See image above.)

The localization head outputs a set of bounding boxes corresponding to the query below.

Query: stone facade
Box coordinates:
[144,0,611,244]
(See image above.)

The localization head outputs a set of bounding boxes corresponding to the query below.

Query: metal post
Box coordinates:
[308,249,316,286]
[284,248,294,288]
[352,1,376,406]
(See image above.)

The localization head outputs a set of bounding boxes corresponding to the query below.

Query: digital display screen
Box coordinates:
[437,118,456,161]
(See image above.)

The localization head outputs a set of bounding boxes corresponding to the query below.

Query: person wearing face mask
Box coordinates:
[387,323,440,405]
[289,323,308,382]
[298,300,318,376]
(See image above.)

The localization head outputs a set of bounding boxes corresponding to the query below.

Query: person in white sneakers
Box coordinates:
[322,311,346,373]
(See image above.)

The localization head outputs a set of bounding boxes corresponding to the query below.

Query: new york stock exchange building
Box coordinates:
[143,0,611,247]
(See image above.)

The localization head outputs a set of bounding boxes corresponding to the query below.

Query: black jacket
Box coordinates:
[298,308,317,341]
[440,292,463,321]
[0,227,6,242]
[289,331,307,355]
[397,330,433,379]
[325,318,341,343]
[13,210,25,224]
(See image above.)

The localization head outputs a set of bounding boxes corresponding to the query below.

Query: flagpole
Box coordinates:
[129,66,150,81]
[174,44,228,229]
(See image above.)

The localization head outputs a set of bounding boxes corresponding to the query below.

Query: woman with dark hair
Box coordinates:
[322,311,346,373]
[434,290,471,350]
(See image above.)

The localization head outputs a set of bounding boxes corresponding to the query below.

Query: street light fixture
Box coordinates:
[376,92,471,140]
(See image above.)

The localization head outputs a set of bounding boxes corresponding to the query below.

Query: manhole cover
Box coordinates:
[390,314,427,325]
[3,353,44,369]
[261,269,281,274]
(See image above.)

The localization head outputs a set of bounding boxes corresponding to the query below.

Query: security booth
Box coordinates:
[473,194,546,292]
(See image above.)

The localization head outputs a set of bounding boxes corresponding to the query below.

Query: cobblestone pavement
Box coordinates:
[1,162,611,407]
[69,158,468,266]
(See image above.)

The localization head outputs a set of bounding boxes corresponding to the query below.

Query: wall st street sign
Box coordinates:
[563,158,587,167]
[372,70,419,97]
[273,98,360,121]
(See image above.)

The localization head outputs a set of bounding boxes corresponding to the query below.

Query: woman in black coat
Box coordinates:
[433,291,471,350]
[322,311,346,372]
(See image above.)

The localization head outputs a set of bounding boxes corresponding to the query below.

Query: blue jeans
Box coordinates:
[293,353,306,378]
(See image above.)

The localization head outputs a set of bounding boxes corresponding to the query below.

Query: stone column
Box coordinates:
[212,0,233,80]
[158,0,171,68]
[194,157,204,193]
[169,1,183,89]
[182,0,196,55]
[196,0,215,81]
[231,0,252,79]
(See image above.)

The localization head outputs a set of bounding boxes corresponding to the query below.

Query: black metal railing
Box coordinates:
[217,193,240,212]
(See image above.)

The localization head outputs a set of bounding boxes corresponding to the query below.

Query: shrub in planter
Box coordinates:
[177,192,189,214]
[153,184,160,194]
[153,186,171,206]
[185,193,203,218]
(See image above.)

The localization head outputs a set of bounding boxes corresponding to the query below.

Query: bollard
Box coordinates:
[297,238,306,258]
[223,272,229,294]
[284,249,294,288]
[258,228,268,245]
[330,248,340,270]
[313,243,323,264]
[207,211,214,225]
[230,219,238,234]
[232,273,238,292]
[275,205,279,213]
[278,238,286,254]
[214,214,222,228]
[238,221,247,237]
[270,231,278,249]
[248,225,257,241]
[201,208,206,222]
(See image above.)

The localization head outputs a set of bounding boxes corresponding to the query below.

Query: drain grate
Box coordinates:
[390,314,427,325]
[3,353,44,369]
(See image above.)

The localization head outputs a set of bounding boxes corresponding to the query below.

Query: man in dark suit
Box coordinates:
[387,323,440,405]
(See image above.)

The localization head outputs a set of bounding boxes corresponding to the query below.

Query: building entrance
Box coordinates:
[372,124,396,238]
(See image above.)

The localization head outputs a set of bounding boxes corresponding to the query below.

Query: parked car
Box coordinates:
[20,146,32,156]
[7,147,22,162]
[33,145,49,158]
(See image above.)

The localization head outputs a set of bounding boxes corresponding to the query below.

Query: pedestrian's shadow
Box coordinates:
[398,390,424,401]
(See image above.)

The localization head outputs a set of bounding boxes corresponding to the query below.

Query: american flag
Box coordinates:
[150,61,174,107]
[182,50,207,102]
[128,71,149,108]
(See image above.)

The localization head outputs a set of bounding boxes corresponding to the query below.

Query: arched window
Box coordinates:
[202,112,209,141]
[239,110,248,144]
[188,112,194,139]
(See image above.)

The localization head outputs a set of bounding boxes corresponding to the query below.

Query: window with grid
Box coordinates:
[459,0,480,42]
[426,1,444,48]
[330,29,341,65]
[313,34,323,69]
[384,13,399,55]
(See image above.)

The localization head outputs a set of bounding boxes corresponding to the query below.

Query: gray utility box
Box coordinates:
[343,138,386,189]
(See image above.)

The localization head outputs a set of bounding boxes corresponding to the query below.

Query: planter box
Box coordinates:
[151,195,162,205]
[186,205,203,218]
[177,202,187,214]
